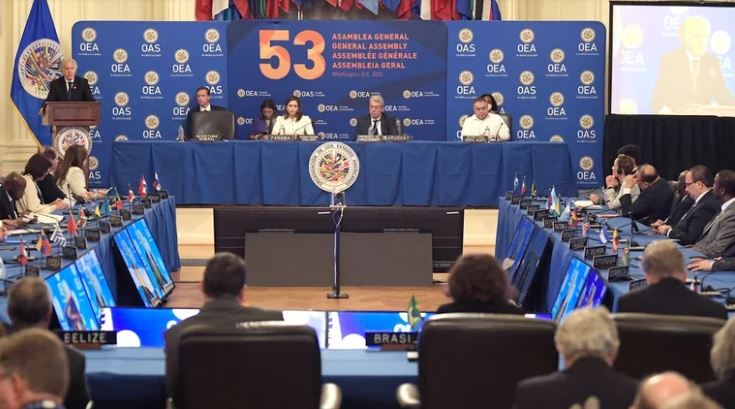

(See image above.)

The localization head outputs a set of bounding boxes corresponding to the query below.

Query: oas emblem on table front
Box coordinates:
[308,142,360,194]
[54,127,93,158]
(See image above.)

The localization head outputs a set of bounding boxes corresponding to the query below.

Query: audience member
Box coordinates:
[702,319,735,408]
[16,153,68,214]
[617,240,727,319]
[604,154,639,210]
[165,253,283,397]
[0,172,28,228]
[7,277,90,409]
[660,391,723,409]
[693,170,735,257]
[515,307,637,409]
[655,165,720,245]
[38,147,66,203]
[55,145,105,204]
[653,170,694,229]
[631,372,697,409]
[436,253,523,314]
[0,328,69,409]
[620,164,674,222]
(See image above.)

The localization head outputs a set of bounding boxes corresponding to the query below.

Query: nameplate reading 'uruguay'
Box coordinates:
[365,332,419,348]
[58,331,117,345]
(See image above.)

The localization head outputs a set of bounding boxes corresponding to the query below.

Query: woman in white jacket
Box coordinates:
[55,145,106,205]
[16,153,68,214]
[271,96,315,136]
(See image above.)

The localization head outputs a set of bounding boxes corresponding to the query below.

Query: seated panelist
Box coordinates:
[355,95,399,136]
[271,96,314,136]
[460,97,510,141]
[184,86,225,138]
[250,99,278,139]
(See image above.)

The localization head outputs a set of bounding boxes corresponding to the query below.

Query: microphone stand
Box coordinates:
[327,192,348,299]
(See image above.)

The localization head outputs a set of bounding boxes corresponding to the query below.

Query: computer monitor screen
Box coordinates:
[327,311,434,349]
[505,216,536,277]
[576,269,607,309]
[113,229,162,307]
[75,250,116,320]
[551,258,592,321]
[511,230,549,303]
[126,219,174,296]
[46,263,100,331]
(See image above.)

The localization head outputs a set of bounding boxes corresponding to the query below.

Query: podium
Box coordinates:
[42,101,101,153]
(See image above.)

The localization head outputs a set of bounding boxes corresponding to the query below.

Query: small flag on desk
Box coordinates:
[407,295,422,330]
[51,224,67,247]
[513,173,519,192]
[570,208,579,227]
[18,241,29,266]
[560,201,571,221]
[93,204,102,219]
[138,176,148,198]
[599,223,610,244]
[78,208,88,229]
[520,177,527,196]
[582,221,590,237]
[39,231,52,256]
[152,172,162,192]
[67,213,78,237]
[102,199,111,217]
[127,186,135,203]
[612,228,620,253]
[531,181,538,198]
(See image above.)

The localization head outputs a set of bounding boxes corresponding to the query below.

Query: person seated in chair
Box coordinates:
[184,86,225,138]
[460,97,509,141]
[165,253,283,397]
[693,170,735,258]
[652,170,694,230]
[631,372,699,409]
[354,95,399,137]
[515,307,638,409]
[603,154,639,210]
[436,253,523,314]
[702,319,735,408]
[620,164,674,223]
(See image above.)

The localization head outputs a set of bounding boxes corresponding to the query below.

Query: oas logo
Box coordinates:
[89,156,99,171]
[403,90,411,99]
[17,39,62,99]
[459,70,474,86]
[144,70,159,86]
[83,71,98,86]
[519,115,534,130]
[115,135,128,142]
[53,127,92,157]
[143,29,159,44]
[317,104,326,113]
[579,156,594,171]
[308,142,360,194]
[175,92,190,107]
[237,117,246,126]
[489,49,504,64]
[492,92,504,107]
[458,114,469,127]
[621,25,644,49]
[458,28,474,43]
[82,28,97,42]
[205,70,220,85]
[403,118,412,127]
[519,70,535,86]
[174,49,189,64]
[579,114,594,130]
[293,90,302,98]
[519,29,535,43]
[349,90,358,99]
[581,27,596,43]
[550,135,565,143]
[145,115,160,129]
[550,48,565,63]
[205,28,220,43]
[550,92,565,107]
[237,89,246,97]
[114,92,129,106]
[580,70,595,85]
[113,48,128,63]
[349,118,358,127]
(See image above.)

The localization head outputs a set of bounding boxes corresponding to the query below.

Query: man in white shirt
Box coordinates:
[460,97,510,141]
[693,170,735,257]
[184,86,225,138]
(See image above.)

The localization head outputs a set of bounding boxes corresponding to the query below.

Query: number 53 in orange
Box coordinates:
[259,29,326,80]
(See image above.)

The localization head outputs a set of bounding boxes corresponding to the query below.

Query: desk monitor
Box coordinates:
[511,230,549,304]
[190,111,235,141]
[327,311,434,350]
[46,264,100,331]
[576,269,607,310]
[126,219,175,296]
[505,216,536,278]
[112,229,161,307]
[551,258,592,321]
[75,249,116,320]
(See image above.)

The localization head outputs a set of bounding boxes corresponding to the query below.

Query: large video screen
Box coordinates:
[610,2,735,116]
[126,219,174,296]
[75,250,116,319]
[327,311,434,349]
[113,229,162,307]
[46,264,100,331]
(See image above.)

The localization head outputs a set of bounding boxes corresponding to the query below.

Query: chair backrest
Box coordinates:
[499,113,512,135]
[613,313,725,382]
[175,322,321,409]
[418,313,557,409]
[190,111,235,140]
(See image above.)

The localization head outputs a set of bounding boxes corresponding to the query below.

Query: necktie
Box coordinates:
[371,120,378,136]
[67,81,73,100]
[691,58,700,93]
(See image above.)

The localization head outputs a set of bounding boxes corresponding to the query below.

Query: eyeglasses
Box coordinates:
[684,180,701,187]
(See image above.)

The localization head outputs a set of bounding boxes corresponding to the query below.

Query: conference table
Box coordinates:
[110,140,578,207]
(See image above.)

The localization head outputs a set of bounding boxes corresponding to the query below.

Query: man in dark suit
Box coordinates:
[655,165,721,245]
[6,277,90,409]
[354,95,399,137]
[652,16,735,114]
[45,59,95,103]
[702,319,735,408]
[654,170,694,230]
[184,86,226,138]
[165,253,282,398]
[515,307,638,409]
[618,240,727,319]
[0,172,28,229]
[620,164,674,223]
[694,170,735,258]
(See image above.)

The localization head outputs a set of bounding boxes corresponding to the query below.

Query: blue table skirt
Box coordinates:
[111,141,577,206]
[85,348,415,409]
[496,199,735,312]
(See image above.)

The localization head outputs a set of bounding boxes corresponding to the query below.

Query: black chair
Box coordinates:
[190,111,235,140]
[397,313,557,409]
[499,113,512,135]
[172,322,341,409]
[613,313,725,382]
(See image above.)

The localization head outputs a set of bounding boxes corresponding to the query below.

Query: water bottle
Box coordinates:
[483,126,491,138]
[176,125,185,142]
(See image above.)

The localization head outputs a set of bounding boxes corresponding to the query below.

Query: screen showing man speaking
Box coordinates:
[610,2,735,116]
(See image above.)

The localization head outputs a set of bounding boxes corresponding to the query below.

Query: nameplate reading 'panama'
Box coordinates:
[569,236,587,250]
[584,245,606,260]
[593,254,618,270]
[59,331,117,345]
[365,332,418,347]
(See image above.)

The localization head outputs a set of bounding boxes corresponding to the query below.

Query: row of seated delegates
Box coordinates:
[54,145,107,205]
[164,253,283,402]
[459,96,510,141]
[0,276,90,409]
[16,153,68,215]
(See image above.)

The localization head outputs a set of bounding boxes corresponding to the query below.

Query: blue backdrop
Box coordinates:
[73,20,605,188]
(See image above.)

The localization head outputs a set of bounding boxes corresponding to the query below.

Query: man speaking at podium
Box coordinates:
[45,59,95,103]
[355,95,399,137]
[185,86,225,138]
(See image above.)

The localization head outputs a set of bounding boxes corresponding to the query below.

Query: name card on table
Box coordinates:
[158,190,169,200]
[630,278,648,292]
[74,236,88,250]
[511,195,522,205]
[505,192,513,201]
[58,331,117,348]
[46,255,62,271]
[526,205,540,215]
[99,221,111,234]
[569,237,587,250]
[584,245,606,260]
[85,229,101,242]
[608,266,630,282]
[553,222,569,232]
[543,217,558,229]
[365,332,418,350]
[148,193,161,203]
[132,203,145,216]
[62,246,78,260]
[519,199,532,210]
[110,215,123,227]
[561,229,576,242]
[26,265,40,277]
[593,254,618,270]
[533,209,549,221]
[121,209,132,221]
[143,198,153,208]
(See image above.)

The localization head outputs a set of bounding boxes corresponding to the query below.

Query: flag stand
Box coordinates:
[327,192,348,299]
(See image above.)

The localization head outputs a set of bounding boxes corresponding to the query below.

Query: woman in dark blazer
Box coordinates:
[436,253,523,314]
[250,99,278,139]
[38,147,66,203]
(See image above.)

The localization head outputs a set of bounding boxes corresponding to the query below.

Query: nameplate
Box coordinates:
[593,254,618,270]
[26,265,40,277]
[533,209,549,221]
[511,195,522,205]
[132,203,145,215]
[543,217,557,229]
[356,134,382,143]
[519,199,532,210]
[46,255,62,271]
[62,246,78,260]
[526,205,540,215]
[110,215,123,227]
[121,209,132,221]
[159,190,169,200]
[569,236,587,251]
[584,245,606,260]
[75,235,88,250]
[194,134,222,142]
[630,278,648,292]
[561,229,576,242]
[148,193,161,203]
[99,221,111,234]
[365,332,418,350]
[553,222,569,232]
[58,331,117,346]
[85,229,101,242]
[381,134,411,142]
[268,134,299,142]
[505,192,513,201]
[608,266,631,282]
[462,135,489,143]
[143,198,153,208]
[299,134,321,142]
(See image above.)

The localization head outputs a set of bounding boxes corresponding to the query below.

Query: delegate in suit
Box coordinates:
[354,95,399,137]
[184,86,226,138]
[45,59,95,103]
[619,164,673,222]
[694,170,735,258]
